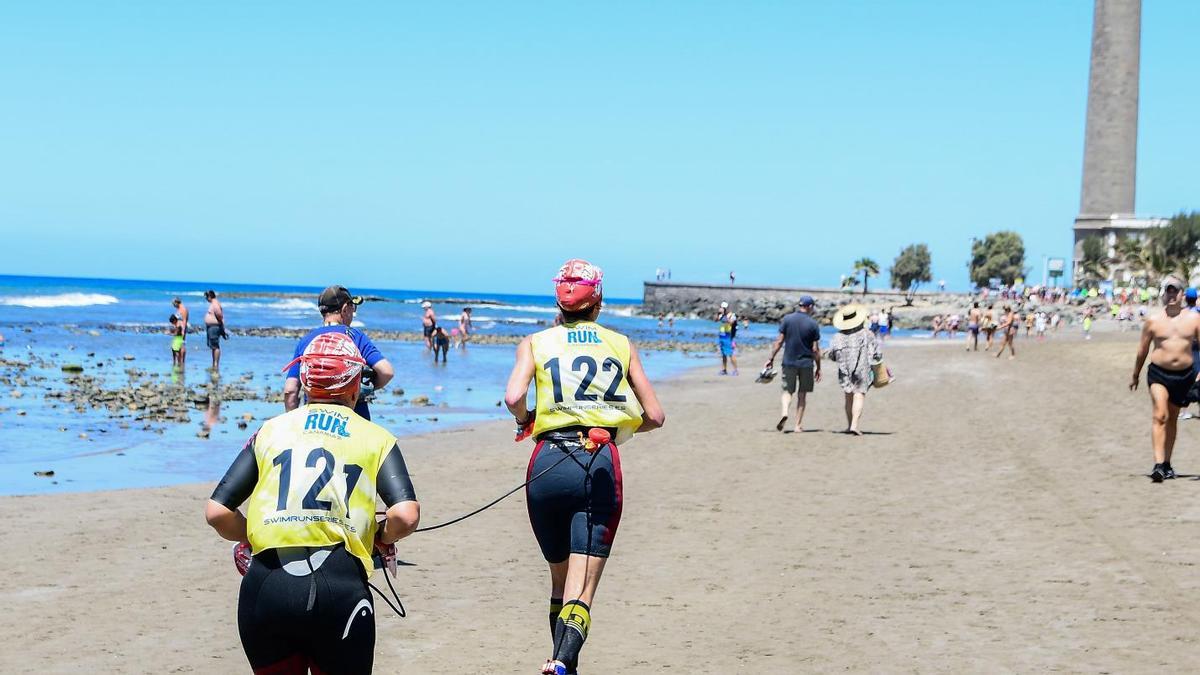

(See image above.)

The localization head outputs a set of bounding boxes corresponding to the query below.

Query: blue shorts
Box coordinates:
[718,335,734,356]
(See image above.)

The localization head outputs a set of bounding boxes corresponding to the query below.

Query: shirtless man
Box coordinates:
[966,302,983,351]
[421,301,436,350]
[203,290,226,370]
[931,315,944,339]
[1130,276,1200,482]
[171,297,189,367]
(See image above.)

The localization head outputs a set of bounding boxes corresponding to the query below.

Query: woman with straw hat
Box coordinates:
[829,303,883,435]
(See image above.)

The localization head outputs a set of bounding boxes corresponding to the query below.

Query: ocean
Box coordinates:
[0,274,781,496]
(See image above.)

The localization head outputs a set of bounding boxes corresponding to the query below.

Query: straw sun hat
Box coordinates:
[832,304,868,331]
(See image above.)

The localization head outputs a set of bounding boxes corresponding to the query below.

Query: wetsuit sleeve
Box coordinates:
[376,444,416,505]
[210,434,260,509]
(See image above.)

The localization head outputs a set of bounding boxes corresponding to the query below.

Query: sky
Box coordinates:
[0,1,1196,298]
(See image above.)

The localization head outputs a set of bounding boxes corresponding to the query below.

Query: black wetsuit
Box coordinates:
[525,428,623,563]
[211,438,416,675]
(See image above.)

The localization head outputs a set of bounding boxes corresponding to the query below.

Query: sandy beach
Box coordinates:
[4,330,1200,673]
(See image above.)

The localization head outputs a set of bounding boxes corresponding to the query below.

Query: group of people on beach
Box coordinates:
[205,261,665,675]
[168,291,226,371]
[421,301,473,362]
[752,296,886,436]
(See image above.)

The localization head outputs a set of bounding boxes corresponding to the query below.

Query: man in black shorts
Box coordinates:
[1130,276,1200,482]
[765,295,822,432]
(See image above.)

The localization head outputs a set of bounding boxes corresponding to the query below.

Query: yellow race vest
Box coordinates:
[245,403,396,573]
[530,321,644,444]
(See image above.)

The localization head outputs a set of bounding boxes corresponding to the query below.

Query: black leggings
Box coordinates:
[238,545,375,674]
[526,432,623,563]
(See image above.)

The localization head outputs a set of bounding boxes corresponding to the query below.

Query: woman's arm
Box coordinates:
[376,444,420,545]
[205,436,259,544]
[627,342,665,432]
[504,338,536,423]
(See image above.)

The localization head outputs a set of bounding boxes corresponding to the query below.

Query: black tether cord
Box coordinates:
[369,570,407,618]
[391,443,582,533]
[373,439,592,622]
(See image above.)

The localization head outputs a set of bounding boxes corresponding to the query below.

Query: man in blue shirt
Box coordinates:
[283,285,394,420]
[764,296,822,432]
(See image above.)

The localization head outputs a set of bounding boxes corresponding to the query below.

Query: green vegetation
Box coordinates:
[969,231,1025,286]
[889,244,932,301]
[852,257,880,296]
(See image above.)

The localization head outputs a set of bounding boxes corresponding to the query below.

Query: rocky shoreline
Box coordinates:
[98,323,759,355]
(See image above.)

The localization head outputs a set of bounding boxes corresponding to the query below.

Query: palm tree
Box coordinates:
[1115,236,1148,280]
[1078,236,1110,286]
[853,258,881,296]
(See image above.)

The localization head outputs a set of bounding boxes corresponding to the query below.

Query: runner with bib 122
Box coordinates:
[505,258,665,675]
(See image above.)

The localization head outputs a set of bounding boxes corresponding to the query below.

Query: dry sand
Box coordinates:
[4,331,1200,673]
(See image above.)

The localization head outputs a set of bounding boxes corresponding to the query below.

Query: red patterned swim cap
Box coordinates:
[554,259,603,312]
[281,332,366,400]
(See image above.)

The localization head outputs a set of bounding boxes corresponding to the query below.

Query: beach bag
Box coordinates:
[871,362,892,388]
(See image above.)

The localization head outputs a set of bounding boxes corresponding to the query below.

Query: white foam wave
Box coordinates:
[501,304,559,315]
[164,291,206,297]
[226,299,318,312]
[350,320,366,328]
[0,293,120,308]
[470,315,545,325]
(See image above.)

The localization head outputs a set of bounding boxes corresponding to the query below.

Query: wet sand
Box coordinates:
[3,331,1199,673]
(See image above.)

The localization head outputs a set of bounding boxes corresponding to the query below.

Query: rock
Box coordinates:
[411,395,431,406]
[10,390,22,399]
[78,433,88,439]
[237,420,248,429]
[33,470,55,477]
[87,330,100,336]
[197,429,210,439]
[61,364,84,373]
[17,410,26,416]
[123,354,135,361]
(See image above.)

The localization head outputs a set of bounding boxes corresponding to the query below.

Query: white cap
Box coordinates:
[720,301,728,308]
[421,301,433,308]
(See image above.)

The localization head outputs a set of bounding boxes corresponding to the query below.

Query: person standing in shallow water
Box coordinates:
[1130,276,1200,483]
[171,297,189,367]
[203,290,227,371]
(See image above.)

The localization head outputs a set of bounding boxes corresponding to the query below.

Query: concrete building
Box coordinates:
[1072,0,1164,283]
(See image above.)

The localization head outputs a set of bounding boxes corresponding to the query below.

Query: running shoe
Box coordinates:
[1164,464,1177,479]
[541,660,568,675]
[1151,464,1166,483]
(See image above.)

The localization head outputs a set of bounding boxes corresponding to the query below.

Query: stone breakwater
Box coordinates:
[640,282,1102,329]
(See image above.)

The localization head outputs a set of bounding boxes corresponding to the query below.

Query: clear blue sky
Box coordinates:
[1,1,1196,298]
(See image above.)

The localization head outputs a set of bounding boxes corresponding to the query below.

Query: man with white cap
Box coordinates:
[1130,275,1200,482]
[421,301,436,351]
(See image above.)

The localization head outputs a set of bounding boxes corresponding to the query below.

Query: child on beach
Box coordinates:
[168,315,183,367]
[432,325,450,363]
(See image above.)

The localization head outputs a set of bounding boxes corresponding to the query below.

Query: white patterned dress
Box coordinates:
[828,328,882,394]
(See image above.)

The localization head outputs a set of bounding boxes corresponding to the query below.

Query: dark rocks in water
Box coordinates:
[33,470,55,477]
[410,395,431,406]
[123,354,135,360]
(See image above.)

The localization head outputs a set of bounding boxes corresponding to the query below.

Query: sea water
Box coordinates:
[0,275,782,495]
